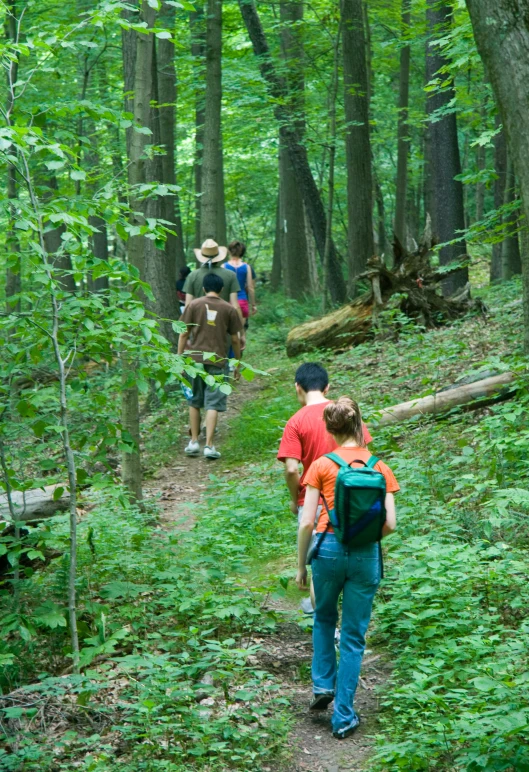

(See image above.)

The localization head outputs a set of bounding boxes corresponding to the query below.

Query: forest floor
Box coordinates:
[144,374,388,772]
[3,279,529,772]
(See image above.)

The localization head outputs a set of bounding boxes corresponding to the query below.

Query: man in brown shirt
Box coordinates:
[178,272,242,459]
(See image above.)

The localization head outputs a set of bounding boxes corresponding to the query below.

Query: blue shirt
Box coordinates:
[225,262,248,301]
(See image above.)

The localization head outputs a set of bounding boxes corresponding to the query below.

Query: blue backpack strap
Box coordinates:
[324,452,350,468]
[366,455,379,469]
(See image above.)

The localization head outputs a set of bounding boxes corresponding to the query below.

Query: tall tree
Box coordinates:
[501,155,522,280]
[490,119,507,282]
[426,0,468,296]
[157,0,187,272]
[394,0,411,247]
[190,6,206,248]
[238,0,346,303]
[341,0,374,295]
[120,0,155,503]
[5,0,20,311]
[464,0,529,349]
[278,0,314,299]
[200,0,224,241]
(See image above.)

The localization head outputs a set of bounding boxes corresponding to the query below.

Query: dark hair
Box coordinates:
[323,397,365,446]
[203,272,224,294]
[179,265,191,279]
[228,239,246,258]
[295,362,329,393]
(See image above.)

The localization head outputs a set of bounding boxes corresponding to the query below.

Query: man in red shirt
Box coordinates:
[277,363,372,611]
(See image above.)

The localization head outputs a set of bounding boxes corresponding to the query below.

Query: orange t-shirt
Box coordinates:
[304,447,400,534]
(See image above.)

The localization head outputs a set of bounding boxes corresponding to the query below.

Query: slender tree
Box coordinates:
[157,0,187,272]
[190,6,206,248]
[394,0,411,247]
[341,0,374,295]
[5,0,20,312]
[238,0,346,303]
[425,0,468,296]
[278,0,314,299]
[490,119,507,282]
[200,0,223,241]
[501,155,522,280]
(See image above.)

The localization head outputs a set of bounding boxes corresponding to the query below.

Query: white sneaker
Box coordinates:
[204,445,221,459]
[185,440,200,456]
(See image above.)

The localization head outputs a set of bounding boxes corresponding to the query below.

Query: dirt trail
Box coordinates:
[145,377,389,772]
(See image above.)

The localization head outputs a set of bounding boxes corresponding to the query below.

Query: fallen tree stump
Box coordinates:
[0,484,69,523]
[373,372,516,427]
[286,220,486,356]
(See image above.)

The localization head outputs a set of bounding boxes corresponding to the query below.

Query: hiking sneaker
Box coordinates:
[309,692,334,711]
[300,597,314,615]
[184,440,200,456]
[204,445,221,460]
[332,714,360,740]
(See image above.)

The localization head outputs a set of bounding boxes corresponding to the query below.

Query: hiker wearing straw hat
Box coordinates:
[183,239,242,310]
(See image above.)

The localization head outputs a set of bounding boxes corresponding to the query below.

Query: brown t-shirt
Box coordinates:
[181,295,243,363]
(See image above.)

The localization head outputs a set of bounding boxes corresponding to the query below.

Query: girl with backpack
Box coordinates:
[296,397,398,740]
[225,240,257,326]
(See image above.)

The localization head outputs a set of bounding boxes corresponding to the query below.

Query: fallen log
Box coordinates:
[286,220,486,356]
[0,484,69,523]
[373,372,516,427]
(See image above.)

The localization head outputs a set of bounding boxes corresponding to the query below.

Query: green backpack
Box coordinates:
[320,453,387,547]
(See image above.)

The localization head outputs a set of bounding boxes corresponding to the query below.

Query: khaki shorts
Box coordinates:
[186,364,229,412]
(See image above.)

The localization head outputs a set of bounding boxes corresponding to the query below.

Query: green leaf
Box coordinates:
[52,486,65,501]
[71,169,87,181]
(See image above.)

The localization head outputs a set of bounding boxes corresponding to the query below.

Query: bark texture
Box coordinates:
[394,0,411,247]
[278,0,313,299]
[238,0,346,302]
[341,0,374,294]
[157,1,186,272]
[200,0,223,241]
[501,154,522,280]
[426,0,468,296]
[465,0,529,350]
[490,119,507,282]
[190,7,206,248]
[5,0,21,311]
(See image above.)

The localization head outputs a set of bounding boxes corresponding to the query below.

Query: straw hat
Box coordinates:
[193,239,228,264]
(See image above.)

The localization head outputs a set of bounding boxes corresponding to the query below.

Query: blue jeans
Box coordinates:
[311,533,381,732]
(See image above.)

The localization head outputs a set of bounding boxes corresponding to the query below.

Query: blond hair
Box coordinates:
[323,397,365,446]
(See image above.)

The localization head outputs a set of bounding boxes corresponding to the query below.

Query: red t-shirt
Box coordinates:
[277,401,373,505]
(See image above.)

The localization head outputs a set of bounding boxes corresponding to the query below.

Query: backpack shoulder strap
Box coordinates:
[366,455,379,469]
[324,452,349,468]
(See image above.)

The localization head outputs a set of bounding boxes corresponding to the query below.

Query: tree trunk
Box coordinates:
[200,0,223,241]
[238,0,346,303]
[475,146,485,222]
[278,0,312,299]
[157,1,187,272]
[465,0,529,351]
[501,154,522,280]
[216,138,227,244]
[42,176,76,293]
[341,0,374,295]
[426,0,468,296]
[190,6,206,248]
[490,118,507,282]
[271,190,282,290]
[5,0,21,312]
[394,0,411,247]
[88,215,109,292]
[145,35,179,345]
[270,190,283,292]
[322,24,340,312]
[120,1,156,503]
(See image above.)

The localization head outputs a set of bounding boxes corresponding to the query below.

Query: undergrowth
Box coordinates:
[2,279,529,771]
